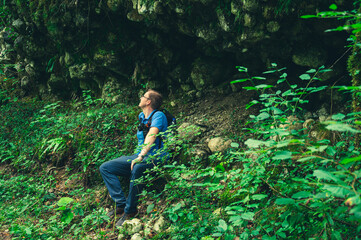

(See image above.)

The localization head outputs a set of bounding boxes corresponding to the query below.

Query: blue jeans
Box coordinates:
[99,154,157,214]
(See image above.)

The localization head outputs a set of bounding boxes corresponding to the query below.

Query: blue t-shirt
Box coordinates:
[136,110,168,157]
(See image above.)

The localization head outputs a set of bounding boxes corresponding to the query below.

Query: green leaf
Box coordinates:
[277,231,286,238]
[57,197,74,207]
[61,210,74,224]
[212,233,223,237]
[299,74,311,80]
[307,145,328,153]
[275,198,295,205]
[277,78,286,84]
[252,76,266,80]
[331,113,345,120]
[236,66,248,72]
[313,170,338,182]
[240,212,255,220]
[169,213,178,222]
[229,215,243,223]
[272,151,292,160]
[292,191,312,199]
[319,68,332,73]
[244,139,273,148]
[332,231,342,240]
[215,164,225,172]
[251,194,268,200]
[325,123,360,133]
[243,86,258,91]
[231,142,239,148]
[147,203,154,214]
[255,84,273,89]
[25,228,32,235]
[297,156,317,162]
[230,78,250,84]
[263,70,277,74]
[306,69,316,73]
[301,15,317,19]
[218,219,228,232]
[354,170,361,179]
[282,89,296,97]
[255,112,270,121]
[323,185,353,198]
[280,73,287,78]
[340,155,361,164]
[329,4,337,10]
[326,146,336,156]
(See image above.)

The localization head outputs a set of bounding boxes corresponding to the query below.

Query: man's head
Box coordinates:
[139,89,163,110]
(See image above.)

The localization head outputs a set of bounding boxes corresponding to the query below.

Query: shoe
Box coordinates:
[115,211,139,227]
[107,207,124,218]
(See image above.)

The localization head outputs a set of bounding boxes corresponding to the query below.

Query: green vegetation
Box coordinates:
[1,2,361,240]
[2,62,360,238]
[0,94,140,238]
[137,64,361,239]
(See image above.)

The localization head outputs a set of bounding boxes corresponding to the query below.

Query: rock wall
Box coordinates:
[0,0,351,101]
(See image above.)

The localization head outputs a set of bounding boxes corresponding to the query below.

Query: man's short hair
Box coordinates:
[147,89,163,109]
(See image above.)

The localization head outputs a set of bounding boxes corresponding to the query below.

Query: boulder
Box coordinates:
[20,76,30,88]
[316,106,329,122]
[118,233,125,240]
[286,116,303,132]
[127,9,145,22]
[153,216,166,232]
[48,74,66,93]
[231,1,242,15]
[69,63,87,79]
[217,11,230,32]
[12,19,25,32]
[25,62,36,77]
[266,21,280,33]
[64,52,74,66]
[292,47,327,68]
[303,119,315,131]
[190,144,211,161]
[69,63,96,83]
[208,137,232,153]
[122,218,142,235]
[107,0,122,11]
[101,77,122,103]
[244,14,255,27]
[190,58,223,90]
[242,0,259,12]
[130,233,143,240]
[310,128,332,141]
[195,25,218,42]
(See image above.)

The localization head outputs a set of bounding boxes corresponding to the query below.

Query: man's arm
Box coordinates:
[131,127,159,170]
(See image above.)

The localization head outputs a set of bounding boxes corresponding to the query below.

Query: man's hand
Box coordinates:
[131,157,143,170]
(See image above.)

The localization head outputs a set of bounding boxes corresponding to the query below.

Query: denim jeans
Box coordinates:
[99,154,157,214]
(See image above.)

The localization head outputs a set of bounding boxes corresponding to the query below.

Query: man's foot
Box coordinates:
[115,211,139,227]
[107,207,124,218]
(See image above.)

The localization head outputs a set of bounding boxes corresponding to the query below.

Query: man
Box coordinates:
[99,89,168,226]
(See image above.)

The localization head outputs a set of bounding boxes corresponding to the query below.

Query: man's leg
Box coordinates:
[99,154,138,207]
[125,158,155,214]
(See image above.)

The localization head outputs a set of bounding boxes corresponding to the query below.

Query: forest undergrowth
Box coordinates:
[1,62,361,240]
[1,2,361,240]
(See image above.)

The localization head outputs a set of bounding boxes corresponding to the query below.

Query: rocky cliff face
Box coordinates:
[0,0,350,101]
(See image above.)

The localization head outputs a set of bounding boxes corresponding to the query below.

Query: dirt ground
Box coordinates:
[173,89,258,141]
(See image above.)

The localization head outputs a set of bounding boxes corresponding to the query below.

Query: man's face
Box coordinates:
[139,91,151,108]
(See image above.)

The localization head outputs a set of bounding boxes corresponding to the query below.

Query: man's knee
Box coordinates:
[99,161,109,174]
